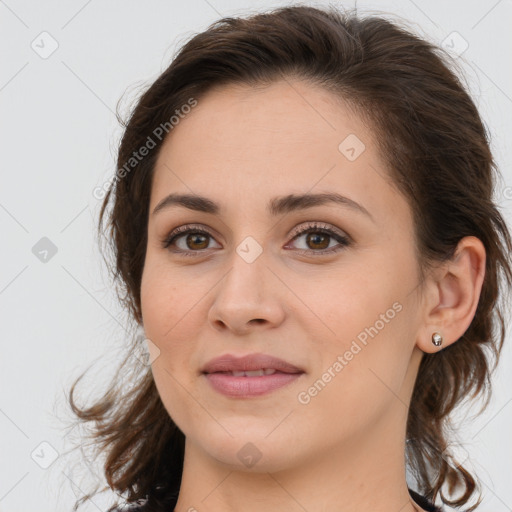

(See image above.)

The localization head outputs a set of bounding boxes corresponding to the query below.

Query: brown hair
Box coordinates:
[66,4,512,511]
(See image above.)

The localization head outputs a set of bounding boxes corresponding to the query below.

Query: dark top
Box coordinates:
[114,487,443,511]
[409,489,443,512]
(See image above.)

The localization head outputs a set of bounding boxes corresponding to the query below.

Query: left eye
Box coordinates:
[162,222,351,257]
[286,225,350,255]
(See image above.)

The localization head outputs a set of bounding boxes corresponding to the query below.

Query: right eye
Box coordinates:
[162,224,221,256]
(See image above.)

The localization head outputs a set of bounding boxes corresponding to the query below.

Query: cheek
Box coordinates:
[299,265,390,343]
[141,267,199,426]
[140,256,186,336]
[140,273,181,379]
[299,266,412,402]
[296,317,412,442]
[140,257,207,372]
[150,358,200,437]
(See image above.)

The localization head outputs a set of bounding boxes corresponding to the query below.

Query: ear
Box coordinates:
[417,236,486,353]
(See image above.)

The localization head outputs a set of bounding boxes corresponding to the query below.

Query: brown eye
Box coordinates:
[162,225,220,257]
[304,232,330,250]
[286,222,351,256]
[162,222,351,258]
[184,232,210,250]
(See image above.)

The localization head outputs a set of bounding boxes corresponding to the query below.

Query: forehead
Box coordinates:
[160,79,361,157]
[150,79,408,227]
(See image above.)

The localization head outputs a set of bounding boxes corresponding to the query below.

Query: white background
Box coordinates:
[1,0,511,511]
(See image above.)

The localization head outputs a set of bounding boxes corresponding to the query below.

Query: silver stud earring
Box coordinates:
[432,332,443,347]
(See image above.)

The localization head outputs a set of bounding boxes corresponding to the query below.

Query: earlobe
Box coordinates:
[418,236,486,354]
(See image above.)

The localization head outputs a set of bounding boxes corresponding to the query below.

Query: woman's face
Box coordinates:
[140,79,426,471]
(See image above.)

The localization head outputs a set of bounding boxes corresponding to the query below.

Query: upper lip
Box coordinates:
[202,353,304,374]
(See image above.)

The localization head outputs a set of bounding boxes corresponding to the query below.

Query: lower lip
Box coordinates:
[204,371,303,397]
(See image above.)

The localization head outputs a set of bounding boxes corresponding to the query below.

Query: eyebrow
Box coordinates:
[152,191,373,221]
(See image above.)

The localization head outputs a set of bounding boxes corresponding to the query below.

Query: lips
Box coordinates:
[201,353,304,375]
[201,353,305,398]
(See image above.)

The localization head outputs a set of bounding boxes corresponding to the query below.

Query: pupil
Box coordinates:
[307,232,329,249]
[188,233,208,249]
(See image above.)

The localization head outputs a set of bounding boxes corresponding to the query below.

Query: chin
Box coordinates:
[192,427,302,473]
[209,443,296,473]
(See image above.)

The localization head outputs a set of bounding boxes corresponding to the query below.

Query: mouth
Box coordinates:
[201,353,304,375]
[201,353,305,397]
[212,368,283,377]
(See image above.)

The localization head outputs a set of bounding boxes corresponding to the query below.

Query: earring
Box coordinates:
[432,332,443,347]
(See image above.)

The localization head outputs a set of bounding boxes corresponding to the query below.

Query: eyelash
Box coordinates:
[161,222,351,258]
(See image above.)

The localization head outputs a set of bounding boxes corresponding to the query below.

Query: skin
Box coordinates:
[140,78,486,512]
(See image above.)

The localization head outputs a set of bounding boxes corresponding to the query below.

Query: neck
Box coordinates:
[173,400,422,512]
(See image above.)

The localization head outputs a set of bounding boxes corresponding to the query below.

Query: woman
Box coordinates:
[67,5,512,512]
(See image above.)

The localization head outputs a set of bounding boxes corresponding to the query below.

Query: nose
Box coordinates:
[207,250,286,335]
